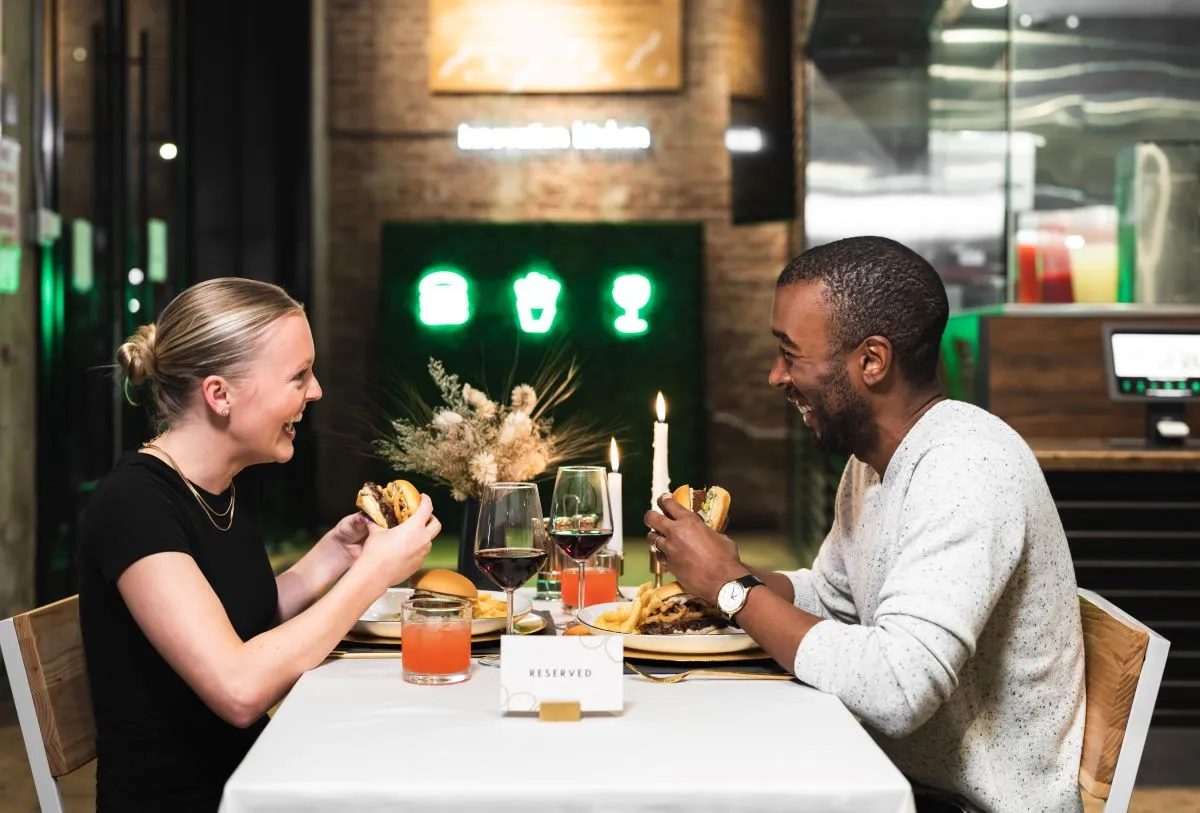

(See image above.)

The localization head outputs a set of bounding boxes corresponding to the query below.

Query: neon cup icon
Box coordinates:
[513,268,562,334]
[612,273,651,335]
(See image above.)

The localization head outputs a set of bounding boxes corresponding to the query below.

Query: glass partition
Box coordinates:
[806,0,1200,309]
[1009,0,1200,305]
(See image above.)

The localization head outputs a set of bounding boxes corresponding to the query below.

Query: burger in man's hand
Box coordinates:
[670,483,732,532]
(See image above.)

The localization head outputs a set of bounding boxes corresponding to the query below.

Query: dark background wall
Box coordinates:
[27,0,810,600]
[36,0,316,600]
[314,0,802,535]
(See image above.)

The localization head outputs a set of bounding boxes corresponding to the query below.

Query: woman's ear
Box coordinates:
[201,375,233,418]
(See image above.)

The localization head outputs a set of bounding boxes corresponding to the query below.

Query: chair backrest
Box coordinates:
[1077,589,1170,813]
[0,594,96,813]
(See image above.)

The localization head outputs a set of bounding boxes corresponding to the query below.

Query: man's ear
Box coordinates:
[859,336,893,387]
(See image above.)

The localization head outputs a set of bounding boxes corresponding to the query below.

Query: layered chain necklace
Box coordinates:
[141,441,236,532]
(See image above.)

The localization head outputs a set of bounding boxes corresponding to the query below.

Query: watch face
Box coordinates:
[717,581,747,615]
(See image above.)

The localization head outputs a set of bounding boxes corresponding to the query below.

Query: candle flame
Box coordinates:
[655,391,666,422]
[610,437,620,472]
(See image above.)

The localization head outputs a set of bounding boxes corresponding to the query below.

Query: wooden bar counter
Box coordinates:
[1027,438,1200,472]
[941,304,1200,729]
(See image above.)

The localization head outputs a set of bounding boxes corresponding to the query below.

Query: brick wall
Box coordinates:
[316,0,799,530]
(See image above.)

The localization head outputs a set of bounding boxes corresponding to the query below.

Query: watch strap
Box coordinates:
[736,574,765,591]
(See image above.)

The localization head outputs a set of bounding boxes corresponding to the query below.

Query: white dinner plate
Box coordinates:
[353,587,532,639]
[577,601,759,655]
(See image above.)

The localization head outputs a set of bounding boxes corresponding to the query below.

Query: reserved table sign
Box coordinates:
[499,635,624,715]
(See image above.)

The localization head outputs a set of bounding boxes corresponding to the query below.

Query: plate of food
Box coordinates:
[577,581,759,655]
[353,569,532,639]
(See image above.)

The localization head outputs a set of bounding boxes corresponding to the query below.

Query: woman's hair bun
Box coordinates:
[117,323,158,387]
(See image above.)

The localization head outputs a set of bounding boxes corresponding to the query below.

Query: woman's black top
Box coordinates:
[78,452,278,813]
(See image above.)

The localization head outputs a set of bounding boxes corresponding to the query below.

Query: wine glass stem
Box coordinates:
[576,561,586,612]
[505,588,515,636]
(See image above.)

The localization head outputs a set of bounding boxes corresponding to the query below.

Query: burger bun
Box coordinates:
[412,568,478,601]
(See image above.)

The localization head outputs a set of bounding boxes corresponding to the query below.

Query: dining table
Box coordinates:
[219,591,917,813]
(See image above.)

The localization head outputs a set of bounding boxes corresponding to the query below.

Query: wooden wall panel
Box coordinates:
[986,314,1200,439]
[429,0,682,93]
[729,0,766,99]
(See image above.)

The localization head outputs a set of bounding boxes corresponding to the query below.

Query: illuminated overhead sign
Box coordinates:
[725,126,764,153]
[458,122,761,154]
[457,120,652,152]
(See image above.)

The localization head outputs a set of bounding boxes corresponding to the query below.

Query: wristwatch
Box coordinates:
[716,574,765,623]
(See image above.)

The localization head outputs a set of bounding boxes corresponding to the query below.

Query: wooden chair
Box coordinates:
[1078,589,1170,813]
[0,595,96,813]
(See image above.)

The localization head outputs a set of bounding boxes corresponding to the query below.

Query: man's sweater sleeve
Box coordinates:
[783,526,860,623]
[793,440,1027,738]
[781,463,859,623]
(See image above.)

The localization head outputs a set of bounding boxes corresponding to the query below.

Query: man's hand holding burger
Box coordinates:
[643,489,824,677]
[643,493,745,605]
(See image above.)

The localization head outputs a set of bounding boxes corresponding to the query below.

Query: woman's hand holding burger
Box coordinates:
[322,511,373,567]
[357,485,441,591]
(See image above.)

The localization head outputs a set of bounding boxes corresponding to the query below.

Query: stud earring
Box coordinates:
[221,408,230,417]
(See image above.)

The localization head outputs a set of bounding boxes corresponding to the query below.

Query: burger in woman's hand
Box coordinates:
[356,479,420,528]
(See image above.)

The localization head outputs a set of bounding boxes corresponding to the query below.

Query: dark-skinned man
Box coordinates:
[645,236,1085,813]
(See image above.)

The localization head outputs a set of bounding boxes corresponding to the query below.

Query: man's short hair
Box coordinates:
[777,236,949,386]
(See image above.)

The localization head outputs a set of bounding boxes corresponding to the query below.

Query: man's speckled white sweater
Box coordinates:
[786,400,1085,813]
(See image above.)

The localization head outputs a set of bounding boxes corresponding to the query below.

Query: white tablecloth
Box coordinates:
[220,658,915,813]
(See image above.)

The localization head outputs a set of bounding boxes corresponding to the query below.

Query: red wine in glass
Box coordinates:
[550,531,613,562]
[549,466,614,619]
[474,482,547,638]
[475,548,548,592]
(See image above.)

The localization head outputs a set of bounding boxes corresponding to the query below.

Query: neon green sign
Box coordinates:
[513,267,561,334]
[612,272,651,335]
[0,243,19,294]
[418,267,471,326]
[147,218,168,283]
[72,219,94,293]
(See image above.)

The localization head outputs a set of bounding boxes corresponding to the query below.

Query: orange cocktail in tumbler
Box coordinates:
[560,564,619,608]
[402,598,472,685]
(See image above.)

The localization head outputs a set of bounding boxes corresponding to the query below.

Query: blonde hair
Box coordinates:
[117,278,303,429]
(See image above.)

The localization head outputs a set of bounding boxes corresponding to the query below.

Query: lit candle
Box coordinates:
[608,437,623,556]
[651,392,669,512]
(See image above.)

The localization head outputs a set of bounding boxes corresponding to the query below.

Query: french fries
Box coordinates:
[471,593,508,620]
[593,582,657,633]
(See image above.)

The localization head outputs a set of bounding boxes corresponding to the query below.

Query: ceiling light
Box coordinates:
[971,0,1007,9]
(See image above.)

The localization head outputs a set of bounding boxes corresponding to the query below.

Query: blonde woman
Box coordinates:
[77,278,441,813]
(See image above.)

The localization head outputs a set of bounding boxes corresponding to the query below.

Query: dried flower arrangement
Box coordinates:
[375,357,606,501]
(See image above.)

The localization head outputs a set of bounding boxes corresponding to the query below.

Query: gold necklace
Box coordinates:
[141,442,236,532]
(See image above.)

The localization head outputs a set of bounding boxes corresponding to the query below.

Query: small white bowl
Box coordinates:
[353,587,533,639]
